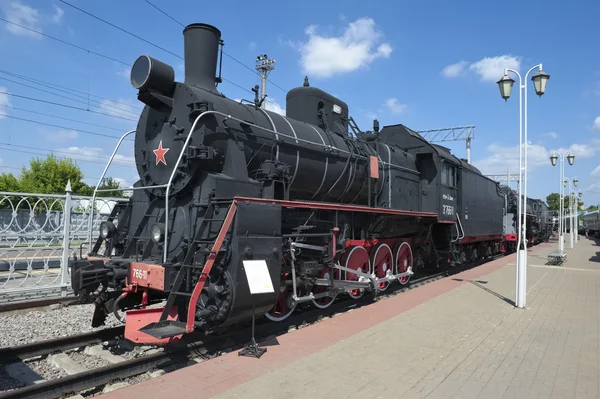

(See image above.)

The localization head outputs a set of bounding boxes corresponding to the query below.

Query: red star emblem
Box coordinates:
[153,140,169,166]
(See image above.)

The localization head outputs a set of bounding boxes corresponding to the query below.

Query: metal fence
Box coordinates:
[0,185,128,301]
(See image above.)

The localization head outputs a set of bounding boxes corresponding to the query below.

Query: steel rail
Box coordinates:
[0,345,185,399]
[0,326,125,364]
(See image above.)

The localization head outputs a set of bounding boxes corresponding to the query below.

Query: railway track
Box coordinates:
[0,296,78,314]
[0,254,507,399]
[0,327,125,364]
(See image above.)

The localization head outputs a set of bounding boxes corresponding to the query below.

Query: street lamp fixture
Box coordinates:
[498,62,549,310]
[552,149,574,253]
[531,69,551,97]
[497,74,516,101]
[574,178,578,187]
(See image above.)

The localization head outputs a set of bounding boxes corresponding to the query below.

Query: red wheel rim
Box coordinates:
[344,246,370,298]
[395,242,413,285]
[371,243,392,291]
[265,275,297,321]
[311,267,336,309]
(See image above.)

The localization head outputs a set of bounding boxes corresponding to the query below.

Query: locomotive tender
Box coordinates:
[70,22,549,344]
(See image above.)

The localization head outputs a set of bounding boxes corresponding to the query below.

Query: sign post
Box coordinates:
[238,259,274,359]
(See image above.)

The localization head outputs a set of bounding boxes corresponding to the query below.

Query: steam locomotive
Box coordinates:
[70,22,551,344]
[500,187,554,251]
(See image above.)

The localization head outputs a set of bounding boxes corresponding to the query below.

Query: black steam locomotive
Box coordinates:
[70,22,548,344]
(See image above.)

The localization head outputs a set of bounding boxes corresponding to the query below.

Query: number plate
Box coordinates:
[129,262,165,290]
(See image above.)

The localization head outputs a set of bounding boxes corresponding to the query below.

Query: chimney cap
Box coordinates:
[183,23,221,37]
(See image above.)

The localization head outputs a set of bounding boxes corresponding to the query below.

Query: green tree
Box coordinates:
[94,177,125,198]
[546,193,560,211]
[587,205,599,211]
[546,192,583,211]
[19,154,91,195]
[570,194,584,210]
[0,173,20,192]
[0,154,126,197]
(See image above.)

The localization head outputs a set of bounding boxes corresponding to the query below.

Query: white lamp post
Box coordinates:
[497,64,550,309]
[575,190,582,243]
[569,177,579,244]
[550,151,574,253]
[564,177,574,249]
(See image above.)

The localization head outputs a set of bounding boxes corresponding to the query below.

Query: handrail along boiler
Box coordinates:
[70,22,550,344]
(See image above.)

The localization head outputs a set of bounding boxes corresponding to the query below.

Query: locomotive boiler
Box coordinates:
[70,21,546,345]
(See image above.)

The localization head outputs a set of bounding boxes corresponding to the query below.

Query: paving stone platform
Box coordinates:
[100,235,600,399]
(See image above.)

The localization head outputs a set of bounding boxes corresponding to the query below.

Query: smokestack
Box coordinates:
[183,23,221,90]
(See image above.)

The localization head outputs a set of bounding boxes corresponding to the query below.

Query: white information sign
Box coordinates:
[242,260,275,294]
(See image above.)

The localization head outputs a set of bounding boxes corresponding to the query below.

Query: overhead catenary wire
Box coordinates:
[0,75,139,120]
[0,112,135,141]
[0,9,280,105]
[0,17,130,66]
[0,91,138,123]
[63,0,289,94]
[0,104,127,132]
[0,69,143,111]
[59,0,182,60]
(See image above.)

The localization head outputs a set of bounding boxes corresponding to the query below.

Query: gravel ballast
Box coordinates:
[0,303,122,348]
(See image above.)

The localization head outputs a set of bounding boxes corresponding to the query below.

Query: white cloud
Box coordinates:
[0,86,11,119]
[265,100,286,115]
[297,17,392,78]
[545,132,558,139]
[384,98,406,115]
[97,98,137,121]
[562,143,595,159]
[366,112,378,120]
[46,129,78,142]
[585,183,600,202]
[593,116,600,131]
[233,98,286,116]
[474,142,550,175]
[56,146,135,167]
[117,67,131,80]
[474,140,598,175]
[364,98,407,120]
[442,55,521,82]
[51,5,63,24]
[0,0,41,37]
[469,55,521,82]
[441,61,468,78]
[592,165,600,178]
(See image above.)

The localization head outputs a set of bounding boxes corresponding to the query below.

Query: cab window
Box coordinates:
[441,163,456,188]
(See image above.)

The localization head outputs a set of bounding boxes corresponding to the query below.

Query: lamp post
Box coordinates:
[575,191,582,242]
[497,64,550,309]
[564,177,576,249]
[572,178,578,245]
[550,151,574,253]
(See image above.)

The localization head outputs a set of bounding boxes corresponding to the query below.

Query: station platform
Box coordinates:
[100,236,600,399]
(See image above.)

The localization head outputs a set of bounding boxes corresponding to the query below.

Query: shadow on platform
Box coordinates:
[452,278,515,306]
[586,236,600,262]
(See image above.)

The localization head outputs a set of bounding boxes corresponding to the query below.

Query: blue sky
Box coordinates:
[0,0,599,206]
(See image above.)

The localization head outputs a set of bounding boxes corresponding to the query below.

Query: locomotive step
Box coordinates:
[139,320,188,339]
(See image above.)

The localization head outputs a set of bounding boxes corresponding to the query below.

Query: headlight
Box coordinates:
[151,223,165,244]
[99,221,116,239]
